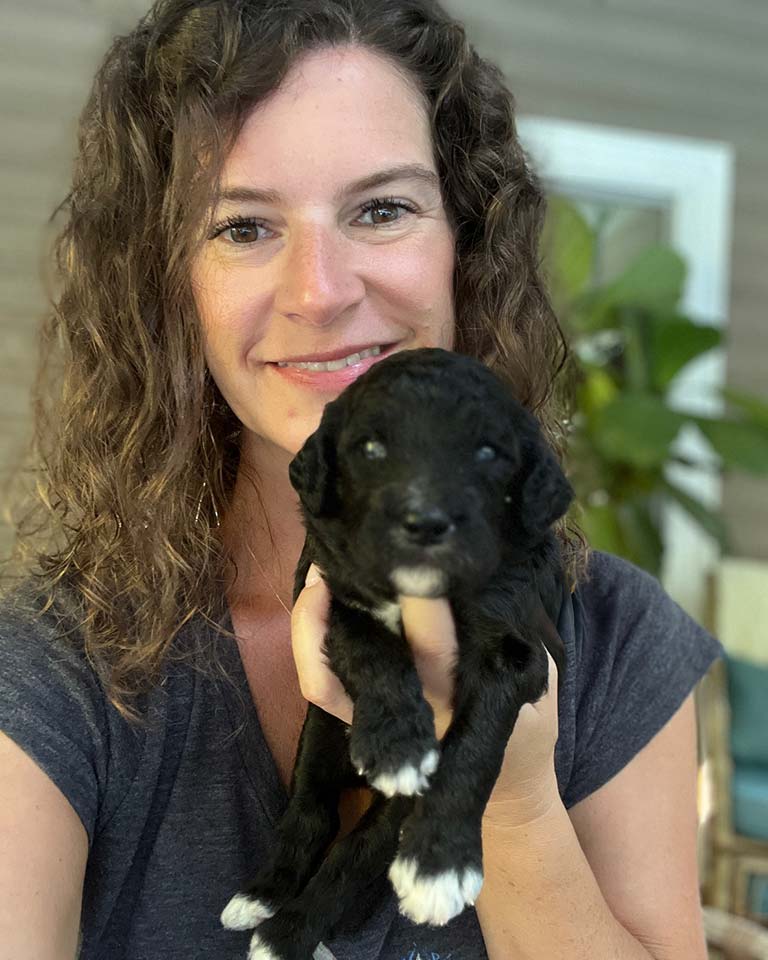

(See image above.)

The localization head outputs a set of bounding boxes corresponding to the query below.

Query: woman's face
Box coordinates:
[191,45,456,469]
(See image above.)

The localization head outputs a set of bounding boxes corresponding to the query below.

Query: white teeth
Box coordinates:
[276,344,383,371]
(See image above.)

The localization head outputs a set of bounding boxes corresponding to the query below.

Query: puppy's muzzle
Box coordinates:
[399,504,457,547]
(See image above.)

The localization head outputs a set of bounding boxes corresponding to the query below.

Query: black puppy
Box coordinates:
[222,347,573,959]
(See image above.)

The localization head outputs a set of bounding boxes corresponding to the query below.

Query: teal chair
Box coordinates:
[701,655,768,921]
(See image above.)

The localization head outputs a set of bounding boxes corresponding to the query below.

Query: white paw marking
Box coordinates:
[371,749,439,797]
[389,856,483,926]
[391,566,447,598]
[248,931,282,960]
[221,893,275,930]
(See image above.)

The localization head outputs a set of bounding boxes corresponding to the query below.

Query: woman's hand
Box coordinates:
[291,565,457,735]
[291,563,560,828]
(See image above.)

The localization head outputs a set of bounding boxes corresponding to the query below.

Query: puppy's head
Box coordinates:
[289,348,572,599]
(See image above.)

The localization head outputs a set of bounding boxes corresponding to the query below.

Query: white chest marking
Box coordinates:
[371,600,402,635]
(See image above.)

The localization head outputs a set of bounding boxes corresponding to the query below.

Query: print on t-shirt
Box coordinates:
[399,947,454,960]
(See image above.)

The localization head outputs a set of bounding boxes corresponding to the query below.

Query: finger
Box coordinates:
[398,594,457,704]
[544,647,559,697]
[531,647,559,722]
[291,565,354,724]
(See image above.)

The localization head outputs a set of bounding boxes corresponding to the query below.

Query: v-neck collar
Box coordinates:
[216,604,289,828]
[211,603,399,958]
[207,585,576,958]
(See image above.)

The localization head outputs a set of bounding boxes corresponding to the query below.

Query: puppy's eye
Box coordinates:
[361,439,387,460]
[475,444,498,462]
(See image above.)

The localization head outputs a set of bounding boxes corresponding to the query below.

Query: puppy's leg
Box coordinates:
[246,795,412,960]
[389,635,550,926]
[326,602,440,798]
[221,705,355,931]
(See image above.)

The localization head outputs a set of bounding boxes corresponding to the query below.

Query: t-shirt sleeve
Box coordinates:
[0,589,109,845]
[563,550,724,809]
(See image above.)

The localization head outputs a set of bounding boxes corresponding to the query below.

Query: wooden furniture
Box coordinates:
[698,659,768,919]
[704,906,768,960]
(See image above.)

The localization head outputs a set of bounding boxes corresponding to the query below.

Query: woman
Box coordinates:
[0,1,722,958]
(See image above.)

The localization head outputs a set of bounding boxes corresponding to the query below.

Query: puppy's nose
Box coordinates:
[400,506,456,545]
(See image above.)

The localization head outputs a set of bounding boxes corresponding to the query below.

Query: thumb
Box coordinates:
[399,594,457,705]
[291,564,353,724]
[291,565,330,673]
[303,562,324,590]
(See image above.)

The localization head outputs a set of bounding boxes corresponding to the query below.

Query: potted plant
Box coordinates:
[543,197,768,576]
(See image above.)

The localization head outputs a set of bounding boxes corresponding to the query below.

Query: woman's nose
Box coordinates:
[274,222,365,326]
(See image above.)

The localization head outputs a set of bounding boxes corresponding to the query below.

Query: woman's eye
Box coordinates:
[210,197,417,247]
[475,444,498,462]
[211,217,267,245]
[356,197,417,227]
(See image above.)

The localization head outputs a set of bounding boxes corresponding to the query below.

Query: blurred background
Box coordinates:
[1,0,767,955]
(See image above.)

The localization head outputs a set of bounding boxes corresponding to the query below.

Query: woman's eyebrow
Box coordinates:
[217,163,441,206]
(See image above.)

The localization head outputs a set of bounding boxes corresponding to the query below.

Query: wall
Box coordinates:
[2,0,766,563]
[444,0,768,560]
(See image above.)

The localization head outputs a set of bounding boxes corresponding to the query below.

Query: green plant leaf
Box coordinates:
[660,477,729,548]
[617,499,663,576]
[606,246,687,312]
[580,502,625,556]
[580,496,664,574]
[541,197,595,310]
[649,317,722,390]
[578,366,619,416]
[591,394,686,468]
[567,288,617,333]
[694,418,768,474]
[720,387,768,429]
[569,246,687,334]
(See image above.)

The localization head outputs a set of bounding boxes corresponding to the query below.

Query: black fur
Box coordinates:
[223,348,573,958]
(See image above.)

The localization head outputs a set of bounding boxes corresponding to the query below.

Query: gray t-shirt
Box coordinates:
[0,550,723,959]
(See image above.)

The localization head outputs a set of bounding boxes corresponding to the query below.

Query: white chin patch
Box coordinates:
[391,566,447,598]
[248,932,282,960]
[221,893,275,930]
[389,857,483,926]
[370,749,440,797]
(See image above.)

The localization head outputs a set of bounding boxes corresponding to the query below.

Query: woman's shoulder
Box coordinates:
[0,577,213,843]
[0,577,112,732]
[560,549,723,807]
[571,548,723,667]
[577,548,664,606]
[0,578,118,844]
[0,576,91,669]
[574,549,691,636]
[1,574,75,634]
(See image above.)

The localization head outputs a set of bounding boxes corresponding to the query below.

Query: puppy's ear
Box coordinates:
[288,405,342,517]
[518,434,574,539]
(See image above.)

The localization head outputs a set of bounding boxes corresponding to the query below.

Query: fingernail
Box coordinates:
[304,563,322,588]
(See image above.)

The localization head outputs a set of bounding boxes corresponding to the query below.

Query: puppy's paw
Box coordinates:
[221,893,276,930]
[248,931,285,960]
[389,855,483,926]
[364,748,439,797]
[350,708,440,798]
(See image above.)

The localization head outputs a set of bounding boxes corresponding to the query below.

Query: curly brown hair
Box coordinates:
[1,0,587,721]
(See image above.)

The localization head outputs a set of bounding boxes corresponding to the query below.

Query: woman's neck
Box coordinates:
[221,435,307,610]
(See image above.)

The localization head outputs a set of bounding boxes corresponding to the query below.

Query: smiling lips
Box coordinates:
[276,344,385,371]
[268,341,399,391]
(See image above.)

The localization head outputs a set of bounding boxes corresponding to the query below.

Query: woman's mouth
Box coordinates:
[267,342,400,391]
[275,343,385,372]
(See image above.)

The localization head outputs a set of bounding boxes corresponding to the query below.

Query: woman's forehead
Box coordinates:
[216,47,437,199]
